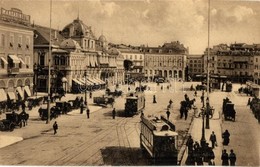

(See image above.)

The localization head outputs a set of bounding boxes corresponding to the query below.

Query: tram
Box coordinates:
[125,91,145,116]
[140,116,178,165]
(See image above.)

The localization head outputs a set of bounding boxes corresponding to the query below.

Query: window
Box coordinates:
[25,56,30,68]
[26,36,30,49]
[1,34,5,47]
[60,56,65,65]
[150,70,152,74]
[194,60,197,63]
[18,36,22,48]
[135,55,137,59]
[39,54,45,66]
[140,55,142,60]
[10,34,14,47]
[130,55,132,59]
[256,58,258,62]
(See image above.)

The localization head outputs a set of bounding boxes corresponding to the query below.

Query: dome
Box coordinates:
[61,18,95,39]
[60,38,82,50]
[99,35,107,42]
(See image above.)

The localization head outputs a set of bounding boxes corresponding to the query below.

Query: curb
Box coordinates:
[178,116,195,165]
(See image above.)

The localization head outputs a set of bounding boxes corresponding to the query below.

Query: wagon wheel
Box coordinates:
[0,122,5,131]
[19,121,23,128]
[9,123,15,131]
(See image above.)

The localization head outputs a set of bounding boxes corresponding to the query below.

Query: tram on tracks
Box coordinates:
[124,91,145,117]
[140,116,178,165]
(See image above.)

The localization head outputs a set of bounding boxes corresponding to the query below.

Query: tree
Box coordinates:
[124,60,133,71]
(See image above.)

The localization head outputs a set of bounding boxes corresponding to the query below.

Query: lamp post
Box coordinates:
[84,71,87,105]
[200,107,206,148]
[206,97,210,129]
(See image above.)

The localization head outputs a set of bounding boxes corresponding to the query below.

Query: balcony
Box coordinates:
[8,67,19,75]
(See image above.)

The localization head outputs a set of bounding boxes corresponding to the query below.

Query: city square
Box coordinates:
[0,0,260,166]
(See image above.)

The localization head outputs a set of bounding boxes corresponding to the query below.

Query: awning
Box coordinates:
[0,57,8,64]
[87,78,97,85]
[96,78,105,84]
[72,79,84,86]
[0,89,7,102]
[7,92,16,100]
[24,86,31,97]
[81,78,94,86]
[91,78,102,84]
[16,87,24,99]
[8,55,20,63]
[19,58,26,64]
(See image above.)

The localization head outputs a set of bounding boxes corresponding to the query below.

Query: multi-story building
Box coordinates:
[204,43,258,84]
[186,54,203,80]
[143,41,188,81]
[251,44,260,84]
[0,8,34,108]
[117,45,145,81]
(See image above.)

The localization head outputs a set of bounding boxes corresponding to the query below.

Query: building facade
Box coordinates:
[143,41,188,81]
[186,54,203,80]
[204,43,259,84]
[0,8,34,109]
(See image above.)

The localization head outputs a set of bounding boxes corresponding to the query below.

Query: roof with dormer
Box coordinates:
[60,18,96,39]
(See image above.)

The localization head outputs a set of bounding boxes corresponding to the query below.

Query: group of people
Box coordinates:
[221,149,237,166]
[186,136,215,165]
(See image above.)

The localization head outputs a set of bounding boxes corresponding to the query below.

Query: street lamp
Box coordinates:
[206,97,210,129]
[84,71,87,105]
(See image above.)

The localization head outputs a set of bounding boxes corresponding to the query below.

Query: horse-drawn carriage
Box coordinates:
[27,96,44,110]
[93,95,115,106]
[250,97,260,122]
[0,111,29,131]
[222,98,236,121]
[105,88,123,97]
[67,96,82,110]
[38,105,60,120]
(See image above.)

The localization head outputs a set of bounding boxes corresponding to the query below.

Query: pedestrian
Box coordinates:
[229,149,236,166]
[161,85,163,90]
[221,149,229,166]
[86,107,90,119]
[80,103,84,114]
[166,109,170,120]
[210,131,217,148]
[247,98,251,106]
[186,135,194,152]
[222,129,230,146]
[201,95,204,103]
[208,147,215,165]
[112,108,116,119]
[153,95,157,103]
[53,121,58,135]
[184,107,188,120]
[194,90,197,97]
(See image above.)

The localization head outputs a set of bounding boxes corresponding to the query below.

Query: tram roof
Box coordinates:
[153,131,178,137]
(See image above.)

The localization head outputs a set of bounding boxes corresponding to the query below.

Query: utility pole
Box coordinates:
[46,0,52,124]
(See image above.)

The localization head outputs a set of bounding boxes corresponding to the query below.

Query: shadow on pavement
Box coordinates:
[100,146,149,166]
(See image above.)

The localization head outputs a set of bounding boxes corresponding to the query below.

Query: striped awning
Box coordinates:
[19,58,26,65]
[72,79,84,86]
[81,78,94,86]
[87,78,96,85]
[7,92,16,100]
[0,57,8,64]
[8,55,20,63]
[96,78,106,84]
[16,87,24,100]
[0,89,7,102]
[24,86,31,97]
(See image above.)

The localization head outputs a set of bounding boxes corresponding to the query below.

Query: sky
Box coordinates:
[1,0,260,54]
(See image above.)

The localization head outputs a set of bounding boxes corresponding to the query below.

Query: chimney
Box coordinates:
[54,30,57,39]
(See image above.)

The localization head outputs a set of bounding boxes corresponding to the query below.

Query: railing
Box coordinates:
[8,67,19,74]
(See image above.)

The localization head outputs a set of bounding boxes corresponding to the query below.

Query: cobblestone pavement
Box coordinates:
[0,81,201,165]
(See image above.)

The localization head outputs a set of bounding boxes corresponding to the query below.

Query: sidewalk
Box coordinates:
[181,92,224,166]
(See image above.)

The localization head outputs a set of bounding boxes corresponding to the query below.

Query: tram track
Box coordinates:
[46,117,127,165]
